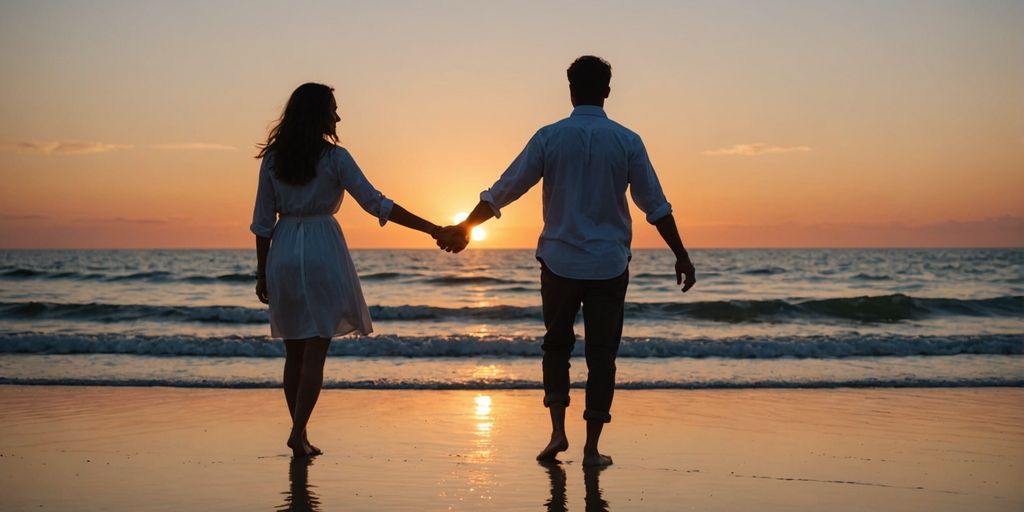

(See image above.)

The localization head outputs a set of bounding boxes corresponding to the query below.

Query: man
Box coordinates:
[438,55,696,466]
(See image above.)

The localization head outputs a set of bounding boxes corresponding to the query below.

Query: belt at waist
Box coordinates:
[278,213,335,222]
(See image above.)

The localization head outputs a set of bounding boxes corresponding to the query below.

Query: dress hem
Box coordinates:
[270,324,373,341]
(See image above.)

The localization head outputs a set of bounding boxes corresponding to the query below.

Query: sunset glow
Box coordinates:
[0,1,1020,248]
[454,213,487,242]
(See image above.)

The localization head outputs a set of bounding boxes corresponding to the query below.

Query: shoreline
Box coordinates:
[3,379,1024,389]
[2,386,1021,511]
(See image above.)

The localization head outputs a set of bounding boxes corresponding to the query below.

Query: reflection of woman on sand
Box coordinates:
[252,83,443,457]
[278,457,320,512]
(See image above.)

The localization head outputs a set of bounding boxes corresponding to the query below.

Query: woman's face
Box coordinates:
[326,96,340,136]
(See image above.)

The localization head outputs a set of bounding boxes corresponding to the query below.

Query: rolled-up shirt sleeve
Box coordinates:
[479,131,545,218]
[250,157,278,238]
[335,147,394,226]
[627,135,672,224]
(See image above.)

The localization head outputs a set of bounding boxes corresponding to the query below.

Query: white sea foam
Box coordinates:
[0,332,1019,359]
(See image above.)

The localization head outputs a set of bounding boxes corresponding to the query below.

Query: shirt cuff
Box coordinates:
[645,202,673,224]
[377,196,395,227]
[479,190,502,219]
[250,223,275,238]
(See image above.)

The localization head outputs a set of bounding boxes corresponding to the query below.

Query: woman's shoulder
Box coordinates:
[325,143,352,159]
[323,144,358,171]
[257,150,275,174]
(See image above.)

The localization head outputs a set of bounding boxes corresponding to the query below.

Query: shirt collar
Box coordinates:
[570,105,608,118]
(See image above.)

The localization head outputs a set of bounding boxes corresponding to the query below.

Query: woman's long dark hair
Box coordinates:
[256,83,337,186]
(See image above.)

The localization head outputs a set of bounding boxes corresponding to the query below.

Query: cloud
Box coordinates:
[0,139,237,154]
[0,213,51,221]
[703,143,812,156]
[74,216,192,225]
[151,143,236,151]
[0,139,132,155]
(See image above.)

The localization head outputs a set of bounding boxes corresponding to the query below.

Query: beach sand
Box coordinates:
[1,386,1021,511]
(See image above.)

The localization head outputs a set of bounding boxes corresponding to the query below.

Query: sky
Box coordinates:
[0,0,1021,248]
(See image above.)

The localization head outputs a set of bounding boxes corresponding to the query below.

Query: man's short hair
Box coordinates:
[567,55,612,100]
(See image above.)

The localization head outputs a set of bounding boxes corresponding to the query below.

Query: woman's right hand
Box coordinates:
[255,276,269,304]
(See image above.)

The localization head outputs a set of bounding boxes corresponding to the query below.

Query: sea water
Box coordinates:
[0,248,1021,388]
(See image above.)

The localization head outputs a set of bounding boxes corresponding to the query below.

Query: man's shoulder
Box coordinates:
[540,114,642,141]
[602,116,643,141]
[537,116,572,133]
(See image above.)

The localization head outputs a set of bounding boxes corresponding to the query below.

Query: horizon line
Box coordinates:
[1,246,1021,251]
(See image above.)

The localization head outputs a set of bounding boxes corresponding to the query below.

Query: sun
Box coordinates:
[454,212,486,241]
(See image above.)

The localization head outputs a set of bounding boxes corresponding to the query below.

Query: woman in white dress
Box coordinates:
[251,83,442,457]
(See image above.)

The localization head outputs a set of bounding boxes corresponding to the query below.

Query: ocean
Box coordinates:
[0,248,1021,389]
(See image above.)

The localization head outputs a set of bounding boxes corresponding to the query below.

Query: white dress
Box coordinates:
[250,145,393,339]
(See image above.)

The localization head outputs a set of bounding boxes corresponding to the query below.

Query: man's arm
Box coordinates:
[436,201,494,253]
[626,135,695,292]
[653,214,696,292]
[436,131,545,253]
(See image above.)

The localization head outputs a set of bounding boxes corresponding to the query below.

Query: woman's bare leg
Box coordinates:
[283,341,305,419]
[283,340,318,453]
[287,337,330,457]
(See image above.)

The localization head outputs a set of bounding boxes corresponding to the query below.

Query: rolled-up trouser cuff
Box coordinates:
[583,409,612,423]
[544,393,570,408]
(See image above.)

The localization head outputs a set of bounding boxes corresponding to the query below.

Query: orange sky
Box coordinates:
[1,1,1022,248]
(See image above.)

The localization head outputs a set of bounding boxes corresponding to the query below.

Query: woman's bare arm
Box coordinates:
[255,235,271,304]
[387,203,442,238]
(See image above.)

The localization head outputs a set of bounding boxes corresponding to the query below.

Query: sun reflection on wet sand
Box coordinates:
[466,394,497,501]
[474,395,492,417]
[471,394,494,462]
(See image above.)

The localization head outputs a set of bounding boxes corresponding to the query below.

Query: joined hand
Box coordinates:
[434,225,470,253]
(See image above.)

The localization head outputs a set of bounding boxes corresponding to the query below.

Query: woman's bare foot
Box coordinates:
[302,432,322,456]
[301,436,321,456]
[582,452,613,467]
[287,435,314,457]
[536,431,569,461]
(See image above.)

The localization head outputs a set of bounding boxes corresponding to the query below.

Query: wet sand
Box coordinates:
[1,386,1021,511]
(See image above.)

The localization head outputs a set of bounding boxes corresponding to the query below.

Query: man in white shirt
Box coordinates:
[439,55,696,466]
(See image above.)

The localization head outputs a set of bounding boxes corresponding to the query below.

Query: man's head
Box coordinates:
[567,55,611,107]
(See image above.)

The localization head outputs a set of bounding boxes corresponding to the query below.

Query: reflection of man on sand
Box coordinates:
[584,465,611,512]
[540,460,611,512]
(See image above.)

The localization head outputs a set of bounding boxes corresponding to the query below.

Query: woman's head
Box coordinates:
[256,82,339,185]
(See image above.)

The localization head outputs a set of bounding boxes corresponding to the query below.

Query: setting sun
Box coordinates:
[453,213,486,241]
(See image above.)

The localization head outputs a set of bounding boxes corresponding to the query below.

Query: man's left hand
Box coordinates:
[676,256,696,292]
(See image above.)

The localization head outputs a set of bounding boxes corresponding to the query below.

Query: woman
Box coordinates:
[251,82,441,457]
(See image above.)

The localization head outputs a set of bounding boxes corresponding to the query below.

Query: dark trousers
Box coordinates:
[540,263,629,423]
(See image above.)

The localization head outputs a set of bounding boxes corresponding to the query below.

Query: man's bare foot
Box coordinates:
[582,452,613,467]
[536,431,569,461]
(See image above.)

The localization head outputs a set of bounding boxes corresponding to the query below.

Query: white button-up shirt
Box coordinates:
[480,105,672,280]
